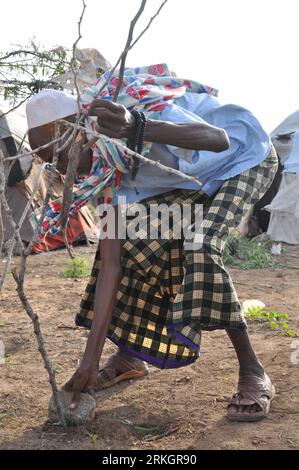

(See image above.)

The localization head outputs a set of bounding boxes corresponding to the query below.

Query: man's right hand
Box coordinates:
[63,366,98,409]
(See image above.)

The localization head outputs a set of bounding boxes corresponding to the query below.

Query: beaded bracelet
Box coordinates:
[128,110,147,182]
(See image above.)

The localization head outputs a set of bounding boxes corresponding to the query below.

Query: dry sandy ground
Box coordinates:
[0,245,298,450]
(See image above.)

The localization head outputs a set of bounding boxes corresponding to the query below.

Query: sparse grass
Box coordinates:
[4,355,22,368]
[52,363,65,374]
[223,233,274,269]
[134,425,160,435]
[88,432,98,444]
[0,413,7,428]
[0,320,5,328]
[64,257,90,278]
[245,305,296,336]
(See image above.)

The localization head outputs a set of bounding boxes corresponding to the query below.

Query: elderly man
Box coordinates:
[27,64,278,422]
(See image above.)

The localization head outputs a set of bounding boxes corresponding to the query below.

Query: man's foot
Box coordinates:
[95,349,149,391]
[227,369,275,422]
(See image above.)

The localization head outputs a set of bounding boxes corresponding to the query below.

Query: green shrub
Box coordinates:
[245,305,296,336]
[64,257,90,278]
[223,234,273,269]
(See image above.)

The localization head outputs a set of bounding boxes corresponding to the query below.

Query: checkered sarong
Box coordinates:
[76,146,278,368]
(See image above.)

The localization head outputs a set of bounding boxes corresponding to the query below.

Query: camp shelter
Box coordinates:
[264,111,299,244]
[0,102,99,254]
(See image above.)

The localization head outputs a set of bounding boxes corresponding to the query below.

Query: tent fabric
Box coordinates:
[0,101,28,146]
[2,157,99,252]
[1,100,99,254]
[253,110,299,244]
[265,172,299,244]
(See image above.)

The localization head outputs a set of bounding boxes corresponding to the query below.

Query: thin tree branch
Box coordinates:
[11,268,67,427]
[0,149,24,290]
[0,93,34,119]
[59,131,85,258]
[113,0,147,102]
[63,121,203,186]
[97,0,168,97]
[58,0,87,258]
[4,129,71,161]
[0,49,67,63]
[0,144,67,427]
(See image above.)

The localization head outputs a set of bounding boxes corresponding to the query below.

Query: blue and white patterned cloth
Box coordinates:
[115,92,271,203]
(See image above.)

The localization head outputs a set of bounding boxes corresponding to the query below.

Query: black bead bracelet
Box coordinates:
[128,110,147,182]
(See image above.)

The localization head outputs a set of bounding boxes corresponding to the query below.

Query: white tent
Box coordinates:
[265,112,299,244]
[0,100,28,146]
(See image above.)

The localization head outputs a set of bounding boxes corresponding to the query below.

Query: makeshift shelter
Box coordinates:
[238,111,299,244]
[0,103,99,254]
[264,111,299,244]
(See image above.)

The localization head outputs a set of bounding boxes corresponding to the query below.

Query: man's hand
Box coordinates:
[63,366,98,409]
[88,99,135,140]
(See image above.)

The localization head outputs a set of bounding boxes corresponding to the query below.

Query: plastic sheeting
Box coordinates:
[265,172,299,244]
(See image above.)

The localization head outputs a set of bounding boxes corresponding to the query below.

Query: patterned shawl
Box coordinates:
[34,63,217,237]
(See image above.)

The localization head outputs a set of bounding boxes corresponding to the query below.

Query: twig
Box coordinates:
[0,93,34,119]
[4,130,70,161]
[23,123,61,256]
[142,426,180,442]
[128,0,169,54]
[113,0,147,102]
[97,0,169,97]
[0,49,67,63]
[0,161,47,287]
[58,0,87,258]
[0,149,24,290]
[0,147,67,426]
[59,131,85,258]
[63,121,203,186]
[11,269,67,427]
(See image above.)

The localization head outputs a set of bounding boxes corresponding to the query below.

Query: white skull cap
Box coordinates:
[26,89,79,129]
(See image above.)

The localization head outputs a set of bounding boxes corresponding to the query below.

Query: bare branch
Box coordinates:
[113,0,147,102]
[58,0,87,258]
[97,0,169,97]
[0,93,34,119]
[129,0,169,53]
[12,268,67,427]
[4,129,71,161]
[0,149,24,290]
[59,131,85,258]
[63,121,203,187]
[0,49,67,63]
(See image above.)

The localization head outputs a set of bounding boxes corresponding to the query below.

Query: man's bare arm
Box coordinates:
[88,99,230,152]
[64,210,121,407]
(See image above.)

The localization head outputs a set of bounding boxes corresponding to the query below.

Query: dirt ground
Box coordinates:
[0,244,298,450]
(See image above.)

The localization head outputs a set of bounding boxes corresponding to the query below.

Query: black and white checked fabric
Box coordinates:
[76,146,278,368]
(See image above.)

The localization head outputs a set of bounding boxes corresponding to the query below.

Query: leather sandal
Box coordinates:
[95,352,149,391]
[226,373,275,422]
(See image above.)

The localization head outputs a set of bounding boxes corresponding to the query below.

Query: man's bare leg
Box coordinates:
[226,328,275,419]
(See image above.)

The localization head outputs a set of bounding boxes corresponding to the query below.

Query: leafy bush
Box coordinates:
[223,234,273,269]
[245,305,296,336]
[64,257,90,278]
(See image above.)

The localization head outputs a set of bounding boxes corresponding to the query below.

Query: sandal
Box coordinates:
[95,352,149,391]
[227,373,275,422]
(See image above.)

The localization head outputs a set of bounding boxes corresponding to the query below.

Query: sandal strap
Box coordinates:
[227,374,275,411]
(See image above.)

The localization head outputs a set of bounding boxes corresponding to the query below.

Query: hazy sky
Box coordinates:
[2,0,299,132]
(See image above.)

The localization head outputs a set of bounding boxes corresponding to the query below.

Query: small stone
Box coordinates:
[48,389,96,426]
